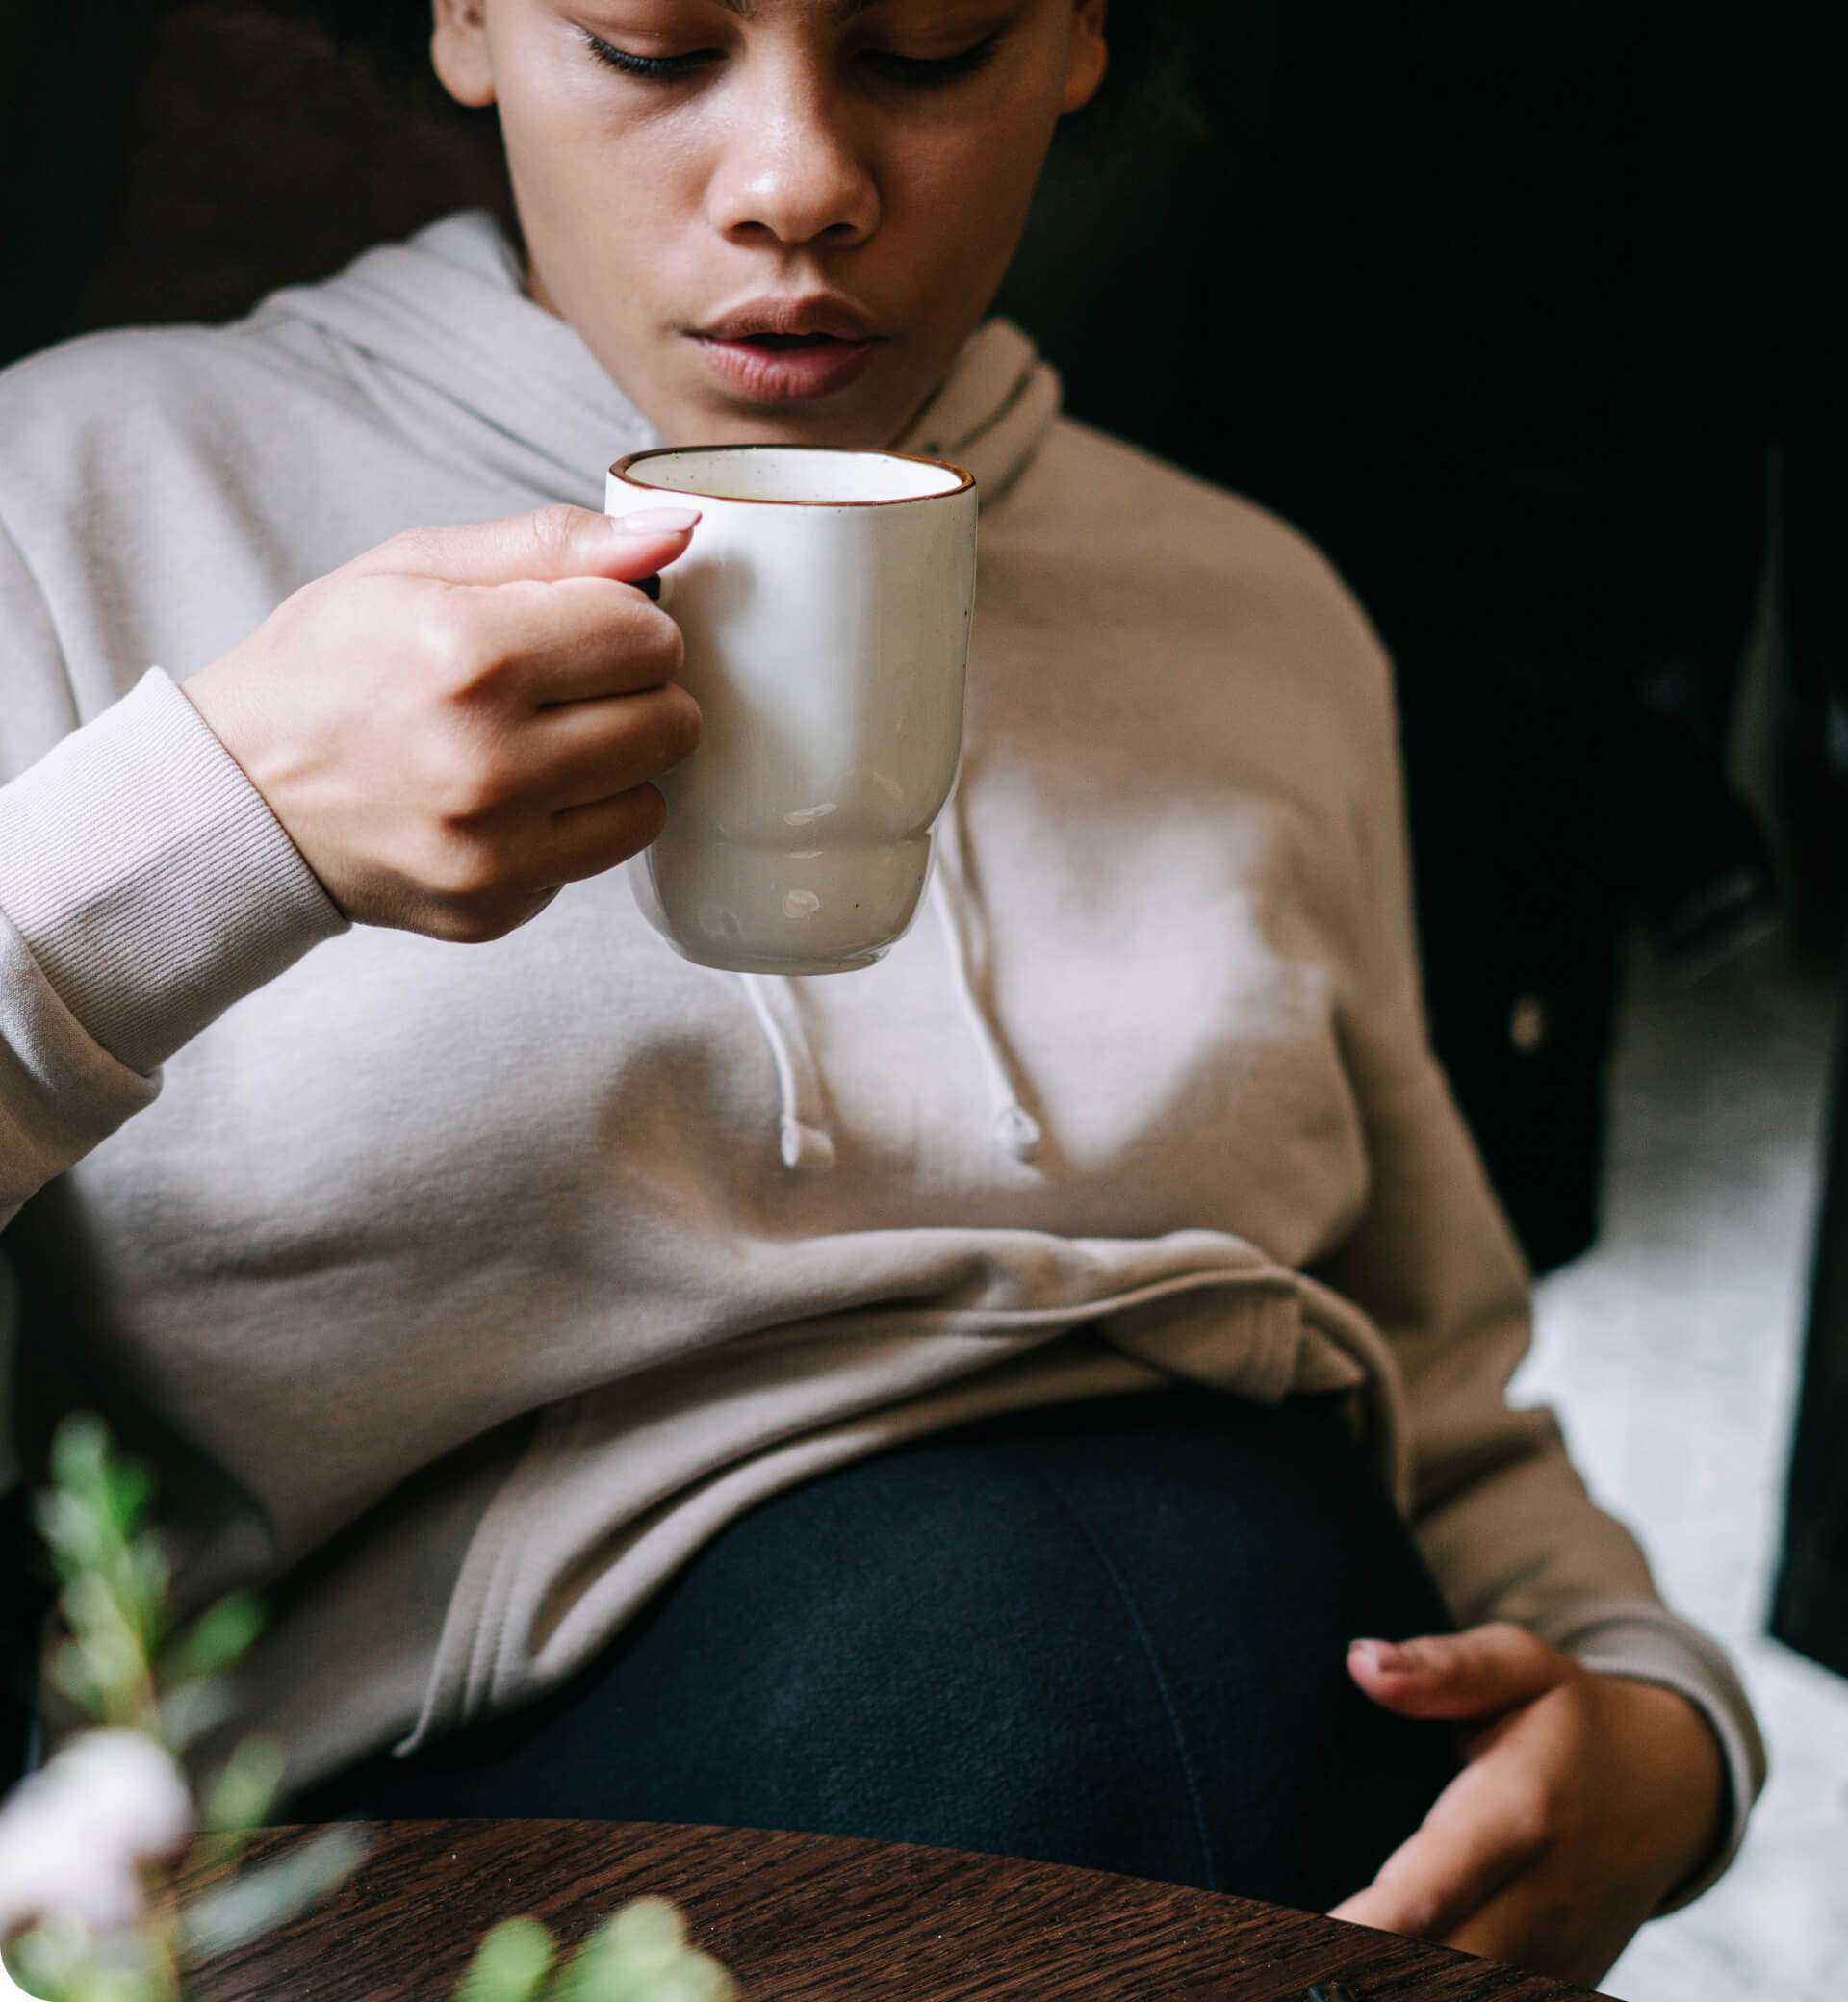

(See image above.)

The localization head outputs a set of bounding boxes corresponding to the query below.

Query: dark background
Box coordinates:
[1,0,1842,1750]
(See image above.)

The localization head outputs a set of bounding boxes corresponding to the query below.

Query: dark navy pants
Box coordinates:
[300,1390,1459,1912]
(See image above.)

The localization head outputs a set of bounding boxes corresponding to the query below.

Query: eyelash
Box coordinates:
[869,38,1000,87]
[579,29,1001,90]
[582,36,711,81]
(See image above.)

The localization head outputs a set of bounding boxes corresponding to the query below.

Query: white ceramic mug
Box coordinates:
[607,444,978,975]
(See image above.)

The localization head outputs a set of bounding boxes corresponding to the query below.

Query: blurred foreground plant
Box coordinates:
[0,1417,732,2002]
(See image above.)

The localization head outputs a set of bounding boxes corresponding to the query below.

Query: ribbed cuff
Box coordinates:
[0,668,346,1074]
[1554,1601,1766,1911]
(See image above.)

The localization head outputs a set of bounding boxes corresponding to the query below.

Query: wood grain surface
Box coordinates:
[177,1820,1617,2002]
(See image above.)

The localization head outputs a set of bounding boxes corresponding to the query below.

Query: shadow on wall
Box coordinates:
[0,0,513,360]
[997,0,1787,1273]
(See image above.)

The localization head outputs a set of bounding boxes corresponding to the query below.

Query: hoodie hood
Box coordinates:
[255,210,1061,509]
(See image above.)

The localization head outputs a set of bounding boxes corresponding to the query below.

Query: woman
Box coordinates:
[0,0,1757,1981]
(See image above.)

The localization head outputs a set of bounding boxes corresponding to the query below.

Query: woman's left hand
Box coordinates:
[1330,1623,1725,1986]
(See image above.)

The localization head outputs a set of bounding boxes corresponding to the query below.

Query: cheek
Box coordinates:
[500,99,698,284]
[886,117,1052,271]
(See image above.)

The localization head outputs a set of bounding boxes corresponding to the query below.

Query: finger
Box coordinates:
[367,503,700,588]
[1441,1874,1630,1989]
[1347,1623,1572,1721]
[1327,1756,1539,1940]
[434,575,687,706]
[528,783,670,886]
[514,684,703,808]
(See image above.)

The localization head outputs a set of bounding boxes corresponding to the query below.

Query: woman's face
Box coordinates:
[432,0,1107,448]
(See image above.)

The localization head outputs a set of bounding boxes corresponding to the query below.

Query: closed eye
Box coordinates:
[861,34,1001,88]
[578,23,1002,90]
[580,29,717,80]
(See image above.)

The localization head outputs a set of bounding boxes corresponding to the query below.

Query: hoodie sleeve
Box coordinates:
[1309,622,1764,1908]
[0,514,346,1230]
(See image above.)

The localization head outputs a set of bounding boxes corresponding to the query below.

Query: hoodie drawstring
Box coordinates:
[737,804,1041,1172]
[927,867,1041,1164]
[738,974,837,1171]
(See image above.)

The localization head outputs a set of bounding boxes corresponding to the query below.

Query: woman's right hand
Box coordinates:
[182,504,702,941]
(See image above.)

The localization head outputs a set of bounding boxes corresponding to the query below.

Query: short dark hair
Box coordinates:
[305,1,1199,133]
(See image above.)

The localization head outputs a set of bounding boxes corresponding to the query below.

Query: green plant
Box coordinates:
[0,1417,733,2002]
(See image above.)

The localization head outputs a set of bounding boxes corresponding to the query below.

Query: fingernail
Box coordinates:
[614,507,701,534]
[1349,1637,1410,1672]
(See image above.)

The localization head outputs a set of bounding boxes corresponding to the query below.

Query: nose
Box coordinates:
[705,63,881,250]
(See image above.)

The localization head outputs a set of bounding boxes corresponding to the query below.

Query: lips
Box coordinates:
[692,296,885,402]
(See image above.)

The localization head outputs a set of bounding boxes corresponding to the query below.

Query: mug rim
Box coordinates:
[609,442,975,508]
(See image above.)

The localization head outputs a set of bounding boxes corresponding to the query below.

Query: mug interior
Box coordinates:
[617,445,966,505]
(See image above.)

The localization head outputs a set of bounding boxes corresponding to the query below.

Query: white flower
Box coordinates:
[0,1730,193,1942]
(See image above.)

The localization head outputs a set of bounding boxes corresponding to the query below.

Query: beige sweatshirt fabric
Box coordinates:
[0,213,1761,1892]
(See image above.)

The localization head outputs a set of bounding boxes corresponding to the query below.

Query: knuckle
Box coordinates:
[603,783,668,860]
[372,523,441,574]
[651,610,686,679]
[1502,1773,1567,1857]
[530,503,589,557]
[614,606,683,687]
[424,739,517,827]
[1369,1864,1442,1938]
[658,687,702,764]
[632,782,669,841]
[467,770,522,823]
[420,831,509,908]
[416,598,498,697]
[1399,1893,1446,1938]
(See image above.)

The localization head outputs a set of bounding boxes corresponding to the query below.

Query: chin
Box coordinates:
[664,399,902,452]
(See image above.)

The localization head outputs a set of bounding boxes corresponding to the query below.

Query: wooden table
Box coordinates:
[180,1820,1616,2001]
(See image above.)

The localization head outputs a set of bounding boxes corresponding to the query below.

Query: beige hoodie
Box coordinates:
[0,213,1760,1892]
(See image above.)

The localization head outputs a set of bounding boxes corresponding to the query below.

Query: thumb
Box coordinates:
[1347,1622,1572,1721]
[366,503,701,589]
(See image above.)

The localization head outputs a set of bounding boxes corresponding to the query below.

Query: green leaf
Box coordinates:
[59,1569,119,1633]
[161,1593,265,1684]
[201,1734,287,1833]
[181,1826,369,1959]
[47,1636,105,1718]
[5,1918,169,2002]
[604,1900,686,1970]
[4,1926,65,2001]
[101,1460,154,1540]
[550,1901,733,2002]
[635,1959,733,2002]
[49,1413,111,1497]
[117,1538,171,1652]
[156,1675,237,1752]
[33,1487,112,1578]
[449,1918,555,2002]
[57,1616,146,1722]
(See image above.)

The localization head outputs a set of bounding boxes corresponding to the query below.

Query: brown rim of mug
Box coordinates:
[609,442,976,507]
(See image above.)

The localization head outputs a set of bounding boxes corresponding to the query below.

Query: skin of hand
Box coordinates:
[1333,1623,1726,1987]
[183,504,703,941]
